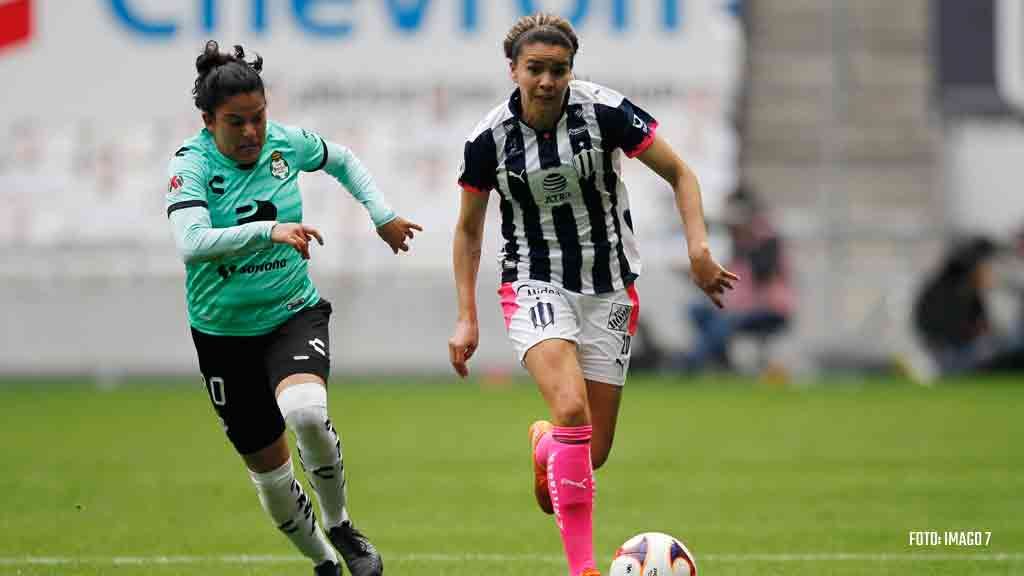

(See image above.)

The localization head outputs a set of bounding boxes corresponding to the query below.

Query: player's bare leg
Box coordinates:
[585,380,622,470]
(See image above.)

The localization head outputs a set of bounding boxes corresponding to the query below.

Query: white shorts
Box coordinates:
[499,279,640,387]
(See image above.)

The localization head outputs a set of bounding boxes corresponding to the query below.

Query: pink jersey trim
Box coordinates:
[458,181,489,196]
[498,282,518,330]
[626,284,640,335]
[624,120,659,158]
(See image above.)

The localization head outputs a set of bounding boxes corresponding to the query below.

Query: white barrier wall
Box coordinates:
[944,119,1024,237]
[0,0,743,374]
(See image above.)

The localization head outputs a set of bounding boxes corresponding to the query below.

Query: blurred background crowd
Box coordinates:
[3,0,1024,384]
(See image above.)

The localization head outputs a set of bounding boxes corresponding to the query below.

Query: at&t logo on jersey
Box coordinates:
[539,167,580,206]
[542,173,570,205]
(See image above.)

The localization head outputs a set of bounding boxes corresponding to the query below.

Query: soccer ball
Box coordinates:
[609,532,697,576]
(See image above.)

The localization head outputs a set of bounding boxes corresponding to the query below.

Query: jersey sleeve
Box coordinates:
[457,129,498,195]
[165,147,274,263]
[165,147,209,216]
[281,124,329,172]
[322,141,396,228]
[594,96,659,158]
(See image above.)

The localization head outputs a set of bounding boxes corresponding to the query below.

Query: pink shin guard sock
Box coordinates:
[548,425,595,576]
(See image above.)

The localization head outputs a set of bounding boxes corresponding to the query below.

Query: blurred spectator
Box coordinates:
[675,185,794,372]
[912,236,1024,376]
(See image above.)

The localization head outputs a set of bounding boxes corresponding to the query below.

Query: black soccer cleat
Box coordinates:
[314,560,341,576]
[328,521,383,576]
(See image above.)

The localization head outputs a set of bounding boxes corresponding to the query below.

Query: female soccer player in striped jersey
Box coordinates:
[448,14,737,576]
[166,41,420,576]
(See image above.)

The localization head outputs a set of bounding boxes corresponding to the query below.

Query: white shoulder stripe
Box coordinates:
[467,100,514,141]
[568,80,626,108]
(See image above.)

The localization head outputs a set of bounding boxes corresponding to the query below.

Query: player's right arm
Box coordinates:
[449,129,498,378]
[449,186,489,378]
[637,136,737,308]
[165,151,321,263]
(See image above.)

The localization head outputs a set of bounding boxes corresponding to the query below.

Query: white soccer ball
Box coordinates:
[609,532,697,576]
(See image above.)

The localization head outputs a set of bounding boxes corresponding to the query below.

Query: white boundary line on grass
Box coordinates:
[0,552,1022,566]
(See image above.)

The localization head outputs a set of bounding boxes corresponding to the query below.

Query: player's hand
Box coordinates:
[688,243,739,308]
[271,223,323,260]
[377,216,423,254]
[448,319,479,378]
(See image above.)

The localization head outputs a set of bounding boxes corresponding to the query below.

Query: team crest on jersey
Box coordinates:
[270,151,290,180]
[530,301,555,330]
[167,175,184,193]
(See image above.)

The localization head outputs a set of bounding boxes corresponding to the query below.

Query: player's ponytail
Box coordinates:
[192,40,265,114]
[503,13,579,65]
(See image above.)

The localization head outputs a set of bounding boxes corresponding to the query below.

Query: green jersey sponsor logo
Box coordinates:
[217,258,288,281]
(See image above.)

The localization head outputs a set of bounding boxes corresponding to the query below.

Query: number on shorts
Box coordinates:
[209,376,227,406]
[621,335,632,355]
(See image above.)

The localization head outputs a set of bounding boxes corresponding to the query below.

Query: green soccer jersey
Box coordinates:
[165,121,326,336]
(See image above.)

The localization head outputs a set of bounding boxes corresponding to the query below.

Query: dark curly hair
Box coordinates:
[192,40,264,114]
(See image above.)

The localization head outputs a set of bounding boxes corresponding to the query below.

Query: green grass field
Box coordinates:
[1,375,1021,575]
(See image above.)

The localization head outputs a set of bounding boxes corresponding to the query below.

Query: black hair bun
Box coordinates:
[192,40,265,112]
[196,40,227,77]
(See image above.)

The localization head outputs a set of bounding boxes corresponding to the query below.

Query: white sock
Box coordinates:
[279,383,350,529]
[249,459,337,565]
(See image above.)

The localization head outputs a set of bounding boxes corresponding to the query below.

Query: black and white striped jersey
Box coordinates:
[458,80,658,295]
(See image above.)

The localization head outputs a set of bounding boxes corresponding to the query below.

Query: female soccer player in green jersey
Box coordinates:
[165,41,420,576]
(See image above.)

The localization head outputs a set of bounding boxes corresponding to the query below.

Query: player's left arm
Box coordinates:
[321,142,421,254]
[287,125,421,254]
[637,136,739,308]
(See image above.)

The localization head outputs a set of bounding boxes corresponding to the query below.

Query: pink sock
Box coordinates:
[548,425,595,576]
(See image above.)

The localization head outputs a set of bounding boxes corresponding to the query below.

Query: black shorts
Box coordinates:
[191,299,332,455]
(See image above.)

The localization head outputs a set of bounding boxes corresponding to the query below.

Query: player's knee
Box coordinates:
[278,381,341,469]
[285,404,326,437]
[277,382,329,436]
